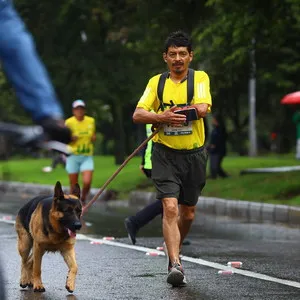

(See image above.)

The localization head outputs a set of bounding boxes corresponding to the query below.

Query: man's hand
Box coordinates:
[190,104,209,118]
[158,106,186,126]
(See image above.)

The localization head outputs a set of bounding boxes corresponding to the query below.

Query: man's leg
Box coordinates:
[178,205,196,249]
[163,197,185,286]
[162,197,180,265]
[125,200,163,245]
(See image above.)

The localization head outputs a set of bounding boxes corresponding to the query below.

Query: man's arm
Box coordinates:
[133,107,187,126]
[191,103,209,118]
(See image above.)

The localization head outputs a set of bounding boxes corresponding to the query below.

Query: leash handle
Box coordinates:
[82,125,161,216]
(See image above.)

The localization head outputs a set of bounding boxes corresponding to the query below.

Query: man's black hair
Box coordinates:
[164,30,192,53]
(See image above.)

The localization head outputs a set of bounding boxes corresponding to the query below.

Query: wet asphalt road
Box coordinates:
[0,192,300,300]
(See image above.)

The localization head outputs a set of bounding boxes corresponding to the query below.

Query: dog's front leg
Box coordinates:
[61,247,78,293]
[32,242,45,292]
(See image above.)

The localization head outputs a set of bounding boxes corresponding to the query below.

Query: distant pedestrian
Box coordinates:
[292,110,300,159]
[208,113,229,179]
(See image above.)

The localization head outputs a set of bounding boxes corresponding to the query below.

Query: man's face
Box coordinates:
[163,46,193,74]
[72,106,85,118]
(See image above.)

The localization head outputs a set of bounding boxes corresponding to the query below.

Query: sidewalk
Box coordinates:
[1,181,300,226]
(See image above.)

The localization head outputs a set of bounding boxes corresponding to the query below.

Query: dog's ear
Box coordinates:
[54,181,64,199]
[71,183,81,199]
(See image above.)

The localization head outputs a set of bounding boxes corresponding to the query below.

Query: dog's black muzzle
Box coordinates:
[72,221,82,231]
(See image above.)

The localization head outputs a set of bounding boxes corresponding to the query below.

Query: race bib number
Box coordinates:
[163,122,193,136]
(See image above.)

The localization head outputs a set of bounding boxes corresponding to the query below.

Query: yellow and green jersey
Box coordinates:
[137,70,212,150]
[65,116,95,155]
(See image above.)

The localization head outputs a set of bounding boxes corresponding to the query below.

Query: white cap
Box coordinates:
[72,99,85,108]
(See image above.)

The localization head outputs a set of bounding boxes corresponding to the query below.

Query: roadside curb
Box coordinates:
[1,181,300,226]
[129,191,300,226]
[0,181,107,202]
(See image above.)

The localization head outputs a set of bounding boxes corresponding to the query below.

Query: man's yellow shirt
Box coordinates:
[137,70,212,150]
[65,116,95,155]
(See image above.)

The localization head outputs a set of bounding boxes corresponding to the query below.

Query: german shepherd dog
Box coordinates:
[15,181,82,293]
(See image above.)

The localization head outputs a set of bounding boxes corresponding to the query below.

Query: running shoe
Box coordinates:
[179,253,187,285]
[167,262,185,287]
[124,217,137,245]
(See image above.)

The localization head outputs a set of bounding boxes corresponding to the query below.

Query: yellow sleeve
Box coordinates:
[194,71,212,112]
[65,117,72,128]
[136,76,159,112]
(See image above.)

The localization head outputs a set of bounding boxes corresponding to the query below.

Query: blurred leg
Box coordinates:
[209,154,218,179]
[0,0,63,122]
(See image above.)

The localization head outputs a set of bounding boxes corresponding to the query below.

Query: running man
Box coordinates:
[132,30,211,286]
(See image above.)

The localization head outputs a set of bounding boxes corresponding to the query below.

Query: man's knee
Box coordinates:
[181,206,196,222]
[163,199,178,219]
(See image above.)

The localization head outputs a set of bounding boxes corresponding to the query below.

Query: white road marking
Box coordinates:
[2,219,300,289]
[78,234,300,289]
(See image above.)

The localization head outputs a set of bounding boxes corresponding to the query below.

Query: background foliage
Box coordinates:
[1,0,299,162]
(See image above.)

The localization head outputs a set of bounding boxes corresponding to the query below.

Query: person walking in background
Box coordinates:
[292,110,300,159]
[65,100,96,205]
[207,113,229,179]
[132,30,211,286]
[124,123,163,245]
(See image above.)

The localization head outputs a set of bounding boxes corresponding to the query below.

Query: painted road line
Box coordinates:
[80,235,300,289]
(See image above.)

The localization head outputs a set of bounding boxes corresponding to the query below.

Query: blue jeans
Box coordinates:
[0,0,63,122]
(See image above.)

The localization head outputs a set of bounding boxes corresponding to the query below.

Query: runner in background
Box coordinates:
[65,100,96,205]
[124,124,163,245]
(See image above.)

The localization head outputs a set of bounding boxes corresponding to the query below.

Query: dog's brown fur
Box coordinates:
[15,181,82,293]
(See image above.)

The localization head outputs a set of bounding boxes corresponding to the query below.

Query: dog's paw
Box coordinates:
[65,283,74,293]
[20,281,33,289]
[33,282,45,293]
[33,286,46,293]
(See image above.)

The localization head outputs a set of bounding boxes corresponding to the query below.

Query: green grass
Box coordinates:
[203,154,300,206]
[0,156,146,198]
[1,154,300,206]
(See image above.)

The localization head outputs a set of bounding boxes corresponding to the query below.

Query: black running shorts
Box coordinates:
[151,143,208,206]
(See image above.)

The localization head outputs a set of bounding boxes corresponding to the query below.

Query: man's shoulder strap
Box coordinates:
[157,69,195,112]
[157,71,169,111]
[187,68,195,103]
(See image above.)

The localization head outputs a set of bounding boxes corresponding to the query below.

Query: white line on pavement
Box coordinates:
[78,234,300,289]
